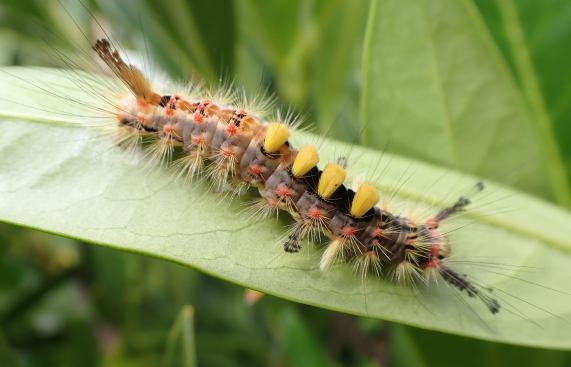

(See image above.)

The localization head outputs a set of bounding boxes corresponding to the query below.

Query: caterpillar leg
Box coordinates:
[283,226,304,253]
[283,212,329,253]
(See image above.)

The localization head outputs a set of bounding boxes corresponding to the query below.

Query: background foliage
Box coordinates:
[1,0,571,365]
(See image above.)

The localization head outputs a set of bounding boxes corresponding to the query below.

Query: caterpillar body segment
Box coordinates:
[176,100,221,179]
[239,123,294,187]
[257,146,322,218]
[97,38,500,314]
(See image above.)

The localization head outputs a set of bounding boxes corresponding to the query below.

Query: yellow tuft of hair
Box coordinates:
[318,163,346,199]
[350,183,379,218]
[263,122,290,153]
[292,145,319,177]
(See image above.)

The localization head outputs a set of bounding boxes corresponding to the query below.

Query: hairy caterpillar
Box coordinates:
[90,38,500,313]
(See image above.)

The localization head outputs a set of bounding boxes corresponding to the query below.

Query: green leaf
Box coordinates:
[392,326,428,367]
[0,330,20,367]
[360,0,571,206]
[235,0,320,105]
[475,0,571,205]
[0,0,98,67]
[96,0,235,81]
[163,305,197,367]
[235,0,368,140]
[276,308,333,367]
[311,0,370,139]
[393,325,571,367]
[1,68,571,348]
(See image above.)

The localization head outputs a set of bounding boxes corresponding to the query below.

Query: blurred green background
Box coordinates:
[1,0,571,366]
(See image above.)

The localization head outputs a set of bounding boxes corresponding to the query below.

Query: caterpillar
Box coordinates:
[90,38,501,314]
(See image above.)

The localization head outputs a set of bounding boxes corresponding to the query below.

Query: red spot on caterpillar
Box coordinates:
[226,123,238,135]
[163,124,176,134]
[342,226,357,237]
[307,207,323,219]
[193,111,204,123]
[248,164,264,177]
[221,146,235,157]
[191,134,204,145]
[276,185,293,199]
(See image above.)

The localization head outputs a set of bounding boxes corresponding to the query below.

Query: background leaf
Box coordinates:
[163,305,197,367]
[1,68,571,348]
[360,0,571,206]
[0,330,21,367]
[235,0,368,139]
[96,0,235,82]
[392,325,571,367]
[475,0,571,205]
